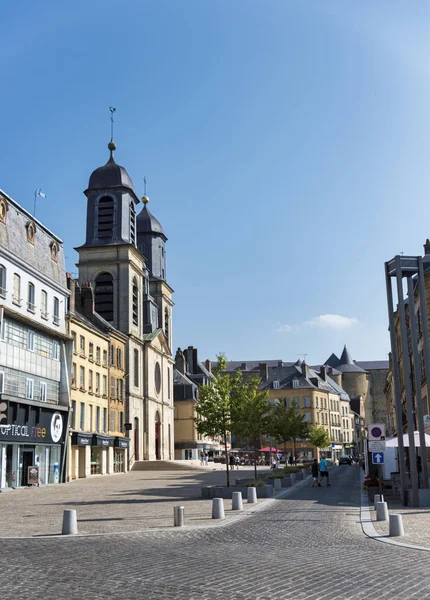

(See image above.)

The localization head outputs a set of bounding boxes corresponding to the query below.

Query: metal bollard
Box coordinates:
[389,514,405,537]
[273,478,282,492]
[62,509,78,535]
[232,491,243,511]
[374,494,384,510]
[173,505,185,527]
[376,501,389,522]
[247,486,257,504]
[212,497,225,519]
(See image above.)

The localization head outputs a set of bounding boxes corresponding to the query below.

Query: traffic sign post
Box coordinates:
[368,441,386,452]
[368,424,386,441]
[372,452,385,465]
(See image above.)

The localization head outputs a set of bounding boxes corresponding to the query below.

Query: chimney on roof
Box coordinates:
[205,359,212,374]
[175,348,186,374]
[259,362,268,382]
[301,361,308,378]
[277,360,283,367]
[241,362,246,370]
[81,282,94,318]
[185,346,198,374]
[425,239,430,255]
[66,274,76,313]
[320,365,327,381]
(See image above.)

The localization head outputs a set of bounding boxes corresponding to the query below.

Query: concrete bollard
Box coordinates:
[212,497,225,519]
[273,478,282,492]
[247,487,257,504]
[376,501,389,522]
[290,473,296,485]
[232,491,243,511]
[62,509,78,535]
[389,514,405,537]
[174,505,185,527]
[374,494,384,510]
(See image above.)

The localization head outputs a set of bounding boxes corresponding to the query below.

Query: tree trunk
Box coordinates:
[224,433,230,487]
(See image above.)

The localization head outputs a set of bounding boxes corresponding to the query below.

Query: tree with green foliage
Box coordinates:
[308,425,331,456]
[231,377,270,479]
[194,354,243,487]
[268,404,309,459]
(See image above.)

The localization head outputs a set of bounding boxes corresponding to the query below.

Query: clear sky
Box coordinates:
[2,1,429,364]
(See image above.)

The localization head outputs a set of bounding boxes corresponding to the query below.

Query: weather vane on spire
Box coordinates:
[144,176,147,195]
[109,106,116,140]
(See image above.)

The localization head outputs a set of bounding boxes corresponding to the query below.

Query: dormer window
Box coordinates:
[0,197,8,224]
[273,380,280,390]
[50,241,59,262]
[292,379,299,388]
[26,221,36,244]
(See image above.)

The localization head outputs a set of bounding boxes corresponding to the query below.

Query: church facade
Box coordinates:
[75,139,174,464]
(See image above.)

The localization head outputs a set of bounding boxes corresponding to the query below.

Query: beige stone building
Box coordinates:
[67,278,128,479]
[173,347,218,460]
[75,140,174,465]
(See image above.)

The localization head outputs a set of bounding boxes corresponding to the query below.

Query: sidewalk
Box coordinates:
[0,464,290,538]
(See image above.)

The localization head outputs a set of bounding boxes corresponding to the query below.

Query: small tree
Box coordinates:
[268,404,309,460]
[195,354,242,487]
[231,377,270,479]
[308,425,331,458]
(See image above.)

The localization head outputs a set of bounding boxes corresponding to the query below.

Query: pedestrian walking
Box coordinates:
[204,451,209,466]
[200,451,205,466]
[229,454,235,469]
[311,458,319,487]
[288,454,293,466]
[235,455,240,470]
[318,456,330,487]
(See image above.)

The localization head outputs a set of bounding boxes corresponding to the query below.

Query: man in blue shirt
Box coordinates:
[319,457,330,487]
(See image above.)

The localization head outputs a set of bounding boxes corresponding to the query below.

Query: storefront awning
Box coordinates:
[92,434,114,447]
[71,432,92,446]
[114,437,129,449]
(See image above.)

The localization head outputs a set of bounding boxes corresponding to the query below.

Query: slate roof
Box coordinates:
[136,204,166,237]
[88,142,134,191]
[221,360,296,372]
[355,360,389,370]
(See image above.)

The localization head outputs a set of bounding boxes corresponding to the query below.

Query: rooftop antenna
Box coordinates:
[297,353,308,362]
[109,106,116,140]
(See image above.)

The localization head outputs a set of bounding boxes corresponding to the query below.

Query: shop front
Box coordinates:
[114,437,129,473]
[70,433,128,477]
[0,401,68,489]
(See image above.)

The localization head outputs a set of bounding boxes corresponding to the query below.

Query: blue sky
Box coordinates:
[1,1,429,364]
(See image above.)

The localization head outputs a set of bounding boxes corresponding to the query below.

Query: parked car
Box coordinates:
[339,455,352,465]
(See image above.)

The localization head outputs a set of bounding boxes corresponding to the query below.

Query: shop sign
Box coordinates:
[71,433,92,446]
[115,437,129,449]
[92,435,114,447]
[0,402,66,444]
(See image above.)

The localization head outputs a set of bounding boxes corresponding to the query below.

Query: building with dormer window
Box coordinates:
[0,189,70,488]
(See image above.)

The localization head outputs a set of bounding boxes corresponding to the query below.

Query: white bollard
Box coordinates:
[212,497,225,519]
[389,514,405,537]
[247,486,257,504]
[273,478,282,492]
[232,491,243,511]
[174,505,185,527]
[376,501,389,522]
[374,494,384,510]
[62,509,78,535]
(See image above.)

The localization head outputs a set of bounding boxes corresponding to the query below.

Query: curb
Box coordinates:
[0,475,312,542]
[360,491,430,552]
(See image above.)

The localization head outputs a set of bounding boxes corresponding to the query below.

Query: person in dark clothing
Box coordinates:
[311,459,320,487]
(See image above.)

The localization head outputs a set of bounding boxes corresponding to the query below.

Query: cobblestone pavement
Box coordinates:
[0,465,272,536]
[369,493,430,548]
[2,465,430,599]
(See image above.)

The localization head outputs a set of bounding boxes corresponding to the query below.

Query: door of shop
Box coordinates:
[21,448,34,486]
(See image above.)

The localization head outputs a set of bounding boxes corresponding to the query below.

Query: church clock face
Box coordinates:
[154,362,161,395]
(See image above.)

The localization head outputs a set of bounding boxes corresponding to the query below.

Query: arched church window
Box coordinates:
[130,202,136,245]
[95,272,114,322]
[164,308,169,342]
[97,196,114,240]
[132,278,138,326]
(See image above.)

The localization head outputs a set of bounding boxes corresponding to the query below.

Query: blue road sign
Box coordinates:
[372,452,385,465]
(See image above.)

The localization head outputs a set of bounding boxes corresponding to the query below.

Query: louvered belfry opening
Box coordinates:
[95,272,114,322]
[97,196,114,240]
